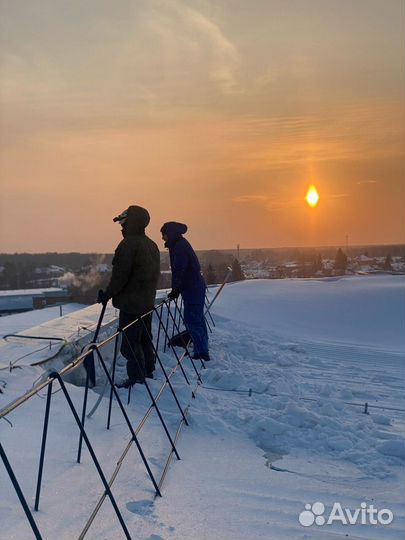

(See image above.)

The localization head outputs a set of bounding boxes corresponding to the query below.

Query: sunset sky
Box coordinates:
[0,0,404,252]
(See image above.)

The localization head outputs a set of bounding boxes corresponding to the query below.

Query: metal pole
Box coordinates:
[77,369,90,463]
[155,306,190,385]
[156,402,190,497]
[34,382,53,511]
[0,442,43,540]
[107,333,120,430]
[155,304,164,353]
[205,268,232,312]
[170,300,204,380]
[163,301,171,352]
[49,373,132,540]
[84,303,107,387]
[204,309,213,334]
[205,293,215,328]
[93,303,107,342]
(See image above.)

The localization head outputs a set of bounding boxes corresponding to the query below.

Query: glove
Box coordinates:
[97,289,110,305]
[167,288,180,301]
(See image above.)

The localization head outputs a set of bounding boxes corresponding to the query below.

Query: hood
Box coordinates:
[118,205,150,236]
[161,221,188,243]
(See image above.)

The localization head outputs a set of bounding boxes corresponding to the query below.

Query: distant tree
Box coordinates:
[296,251,306,267]
[1,262,18,289]
[384,254,393,272]
[313,254,323,273]
[204,264,217,285]
[231,259,245,282]
[334,248,348,274]
[251,249,265,261]
[211,263,230,282]
[201,250,233,268]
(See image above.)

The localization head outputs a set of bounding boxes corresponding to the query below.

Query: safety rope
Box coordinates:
[201,385,404,413]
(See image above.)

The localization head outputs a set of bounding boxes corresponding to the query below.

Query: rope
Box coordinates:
[201,385,404,413]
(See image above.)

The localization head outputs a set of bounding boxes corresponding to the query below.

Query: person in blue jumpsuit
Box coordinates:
[160,222,210,361]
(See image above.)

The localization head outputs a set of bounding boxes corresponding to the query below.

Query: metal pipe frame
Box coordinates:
[49,372,132,540]
[170,298,205,378]
[0,286,225,540]
[120,328,181,460]
[141,313,189,426]
[154,304,191,386]
[92,346,161,497]
[0,443,43,540]
[34,382,53,512]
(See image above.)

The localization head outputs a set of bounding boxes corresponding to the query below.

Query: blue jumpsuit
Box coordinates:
[164,222,208,356]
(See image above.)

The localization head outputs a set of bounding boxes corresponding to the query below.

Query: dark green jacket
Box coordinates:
[106,206,160,314]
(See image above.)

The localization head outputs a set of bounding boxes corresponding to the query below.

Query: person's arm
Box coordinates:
[105,240,134,298]
[171,242,189,291]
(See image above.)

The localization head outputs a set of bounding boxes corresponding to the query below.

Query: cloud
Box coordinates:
[164,0,240,94]
[233,190,351,211]
[232,194,268,204]
[232,193,301,211]
[0,0,240,129]
[357,180,378,185]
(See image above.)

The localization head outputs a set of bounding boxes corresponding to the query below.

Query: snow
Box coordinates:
[0,303,87,338]
[213,275,404,352]
[0,288,65,297]
[377,441,405,460]
[0,303,118,375]
[0,275,404,539]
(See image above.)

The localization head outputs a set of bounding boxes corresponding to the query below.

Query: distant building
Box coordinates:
[0,288,71,316]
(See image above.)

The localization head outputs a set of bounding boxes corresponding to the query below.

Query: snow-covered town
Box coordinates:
[241,251,405,279]
[1,246,404,316]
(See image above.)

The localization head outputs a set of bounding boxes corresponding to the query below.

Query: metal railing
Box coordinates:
[0,297,211,540]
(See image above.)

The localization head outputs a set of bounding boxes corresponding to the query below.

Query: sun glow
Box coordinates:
[305,185,320,208]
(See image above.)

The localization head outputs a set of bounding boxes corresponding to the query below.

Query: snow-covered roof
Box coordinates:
[0,288,66,297]
[0,276,403,539]
[0,303,87,338]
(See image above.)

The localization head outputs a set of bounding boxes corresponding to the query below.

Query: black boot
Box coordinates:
[191,352,211,362]
[168,330,190,348]
[115,377,144,389]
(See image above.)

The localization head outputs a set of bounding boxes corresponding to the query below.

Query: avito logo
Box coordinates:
[299,501,394,527]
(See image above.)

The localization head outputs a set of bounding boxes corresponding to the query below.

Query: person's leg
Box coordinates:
[119,311,145,382]
[183,301,208,355]
[141,313,156,375]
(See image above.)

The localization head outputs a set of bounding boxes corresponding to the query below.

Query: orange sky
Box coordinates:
[0,0,404,252]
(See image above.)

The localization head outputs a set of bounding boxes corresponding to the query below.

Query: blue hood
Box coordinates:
[161,222,188,244]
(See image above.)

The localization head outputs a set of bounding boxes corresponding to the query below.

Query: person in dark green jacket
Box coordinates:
[98,205,160,387]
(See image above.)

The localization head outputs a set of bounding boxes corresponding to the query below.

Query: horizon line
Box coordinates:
[1,241,404,256]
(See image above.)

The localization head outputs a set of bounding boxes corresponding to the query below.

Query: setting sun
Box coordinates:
[305,185,320,208]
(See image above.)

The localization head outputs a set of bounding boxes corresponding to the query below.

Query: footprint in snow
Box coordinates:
[126,499,154,516]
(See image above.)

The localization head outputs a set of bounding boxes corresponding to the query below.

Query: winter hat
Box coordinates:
[160,222,188,236]
[113,206,150,229]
